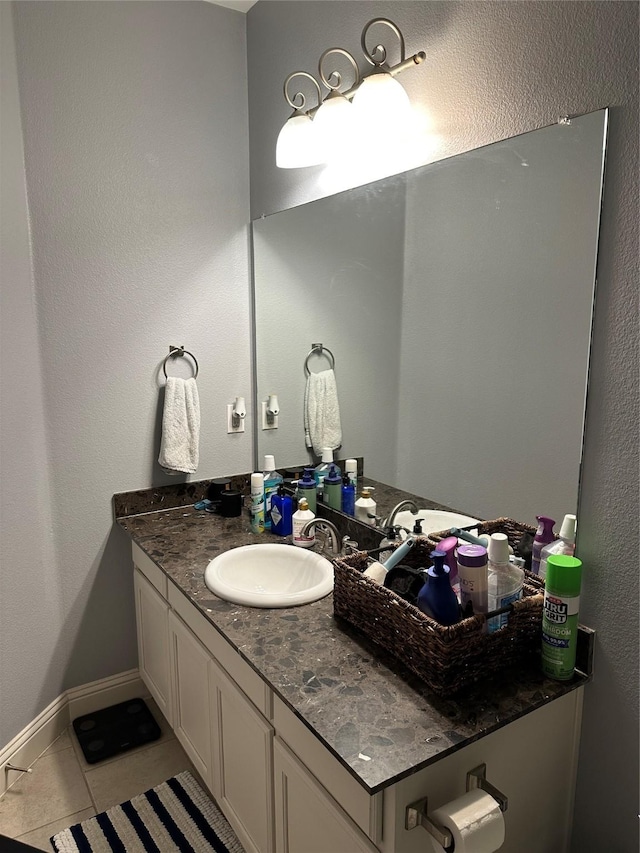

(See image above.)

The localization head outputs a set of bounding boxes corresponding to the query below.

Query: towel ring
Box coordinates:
[304,343,335,376]
[163,346,199,379]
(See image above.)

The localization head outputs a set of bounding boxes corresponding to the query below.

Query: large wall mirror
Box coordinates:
[252,110,608,525]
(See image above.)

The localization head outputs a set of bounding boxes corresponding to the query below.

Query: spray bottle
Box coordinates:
[539,514,577,580]
[541,554,583,680]
[531,515,556,575]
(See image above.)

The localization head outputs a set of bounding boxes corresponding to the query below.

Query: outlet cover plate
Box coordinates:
[227,404,245,433]
[261,401,278,430]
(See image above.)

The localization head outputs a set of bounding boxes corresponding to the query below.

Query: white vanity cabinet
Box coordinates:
[168,609,213,789]
[209,658,275,853]
[273,737,379,853]
[133,561,172,725]
[131,542,584,853]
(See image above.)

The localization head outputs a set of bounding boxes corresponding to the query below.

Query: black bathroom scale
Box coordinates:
[72,697,161,764]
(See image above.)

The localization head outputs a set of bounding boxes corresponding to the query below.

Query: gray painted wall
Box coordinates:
[1,1,251,744]
[247,2,638,850]
[0,2,63,745]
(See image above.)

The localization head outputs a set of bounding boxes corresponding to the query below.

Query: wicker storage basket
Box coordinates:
[333,520,544,695]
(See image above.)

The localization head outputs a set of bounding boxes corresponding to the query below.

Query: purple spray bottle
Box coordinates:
[531,515,556,575]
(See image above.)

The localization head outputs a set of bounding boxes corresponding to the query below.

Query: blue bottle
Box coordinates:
[417,551,460,626]
[341,475,355,516]
[270,485,293,537]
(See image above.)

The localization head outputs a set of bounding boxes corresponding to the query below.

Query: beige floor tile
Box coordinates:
[0,748,92,838]
[42,729,73,757]
[69,696,175,773]
[17,807,95,851]
[84,738,195,813]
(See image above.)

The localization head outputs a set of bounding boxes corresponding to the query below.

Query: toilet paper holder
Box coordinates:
[405,762,508,847]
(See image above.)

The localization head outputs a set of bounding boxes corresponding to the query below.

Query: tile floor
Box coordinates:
[0,699,197,851]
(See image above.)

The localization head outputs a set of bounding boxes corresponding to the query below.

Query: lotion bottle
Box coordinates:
[292,498,315,548]
[355,487,376,525]
[417,551,460,626]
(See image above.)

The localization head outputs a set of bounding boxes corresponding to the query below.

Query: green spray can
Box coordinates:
[541,555,583,680]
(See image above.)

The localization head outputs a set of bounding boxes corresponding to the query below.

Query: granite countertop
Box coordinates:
[116,484,589,796]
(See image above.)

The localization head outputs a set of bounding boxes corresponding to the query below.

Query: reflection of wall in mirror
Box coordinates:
[397,111,606,523]
[253,178,407,485]
[254,112,606,525]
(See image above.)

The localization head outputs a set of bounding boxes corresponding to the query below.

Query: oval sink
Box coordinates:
[393,509,481,536]
[204,544,334,608]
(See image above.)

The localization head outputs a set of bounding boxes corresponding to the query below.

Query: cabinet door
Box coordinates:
[209,658,274,853]
[168,610,212,789]
[134,569,172,725]
[274,738,379,853]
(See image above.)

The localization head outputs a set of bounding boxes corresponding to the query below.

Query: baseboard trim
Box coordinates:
[1,668,145,796]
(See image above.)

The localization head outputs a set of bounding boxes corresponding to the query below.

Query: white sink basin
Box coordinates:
[204,544,334,608]
[393,509,481,536]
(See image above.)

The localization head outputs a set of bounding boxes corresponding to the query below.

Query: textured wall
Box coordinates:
[2,0,251,744]
[247,2,639,850]
[0,3,64,746]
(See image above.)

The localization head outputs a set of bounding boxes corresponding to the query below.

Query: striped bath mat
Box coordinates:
[50,771,245,852]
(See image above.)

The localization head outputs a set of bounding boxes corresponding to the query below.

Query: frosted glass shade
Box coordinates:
[276,113,324,169]
[312,92,359,161]
[352,72,412,125]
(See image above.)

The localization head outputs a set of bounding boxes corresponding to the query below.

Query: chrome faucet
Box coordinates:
[382,500,419,530]
[299,519,341,555]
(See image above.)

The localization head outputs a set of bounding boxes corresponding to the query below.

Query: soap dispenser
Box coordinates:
[323,464,343,511]
[355,487,377,525]
[417,551,460,626]
[378,526,401,562]
[297,467,317,513]
[411,518,425,537]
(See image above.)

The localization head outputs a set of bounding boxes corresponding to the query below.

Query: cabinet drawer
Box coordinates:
[273,695,382,843]
[168,582,271,717]
[132,543,167,598]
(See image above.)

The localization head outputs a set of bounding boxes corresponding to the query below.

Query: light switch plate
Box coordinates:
[227,404,245,434]
[261,401,278,430]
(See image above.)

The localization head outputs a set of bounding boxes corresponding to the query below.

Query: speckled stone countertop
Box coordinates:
[116,483,589,795]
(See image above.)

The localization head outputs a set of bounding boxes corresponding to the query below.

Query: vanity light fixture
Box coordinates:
[276,18,425,169]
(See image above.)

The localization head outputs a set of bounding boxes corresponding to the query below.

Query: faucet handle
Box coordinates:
[341,535,359,556]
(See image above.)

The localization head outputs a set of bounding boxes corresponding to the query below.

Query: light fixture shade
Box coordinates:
[312,92,359,161]
[352,72,412,125]
[276,112,324,169]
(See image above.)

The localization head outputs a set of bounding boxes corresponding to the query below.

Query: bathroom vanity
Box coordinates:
[116,484,589,853]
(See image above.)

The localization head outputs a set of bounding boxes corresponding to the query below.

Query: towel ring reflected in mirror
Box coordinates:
[304,343,336,376]
[163,346,199,379]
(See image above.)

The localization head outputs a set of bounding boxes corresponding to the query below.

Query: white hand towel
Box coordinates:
[304,368,342,456]
[158,377,200,475]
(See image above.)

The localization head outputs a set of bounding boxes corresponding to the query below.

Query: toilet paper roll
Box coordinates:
[431,788,505,853]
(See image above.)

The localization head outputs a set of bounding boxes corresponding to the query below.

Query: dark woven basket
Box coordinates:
[333,521,544,695]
